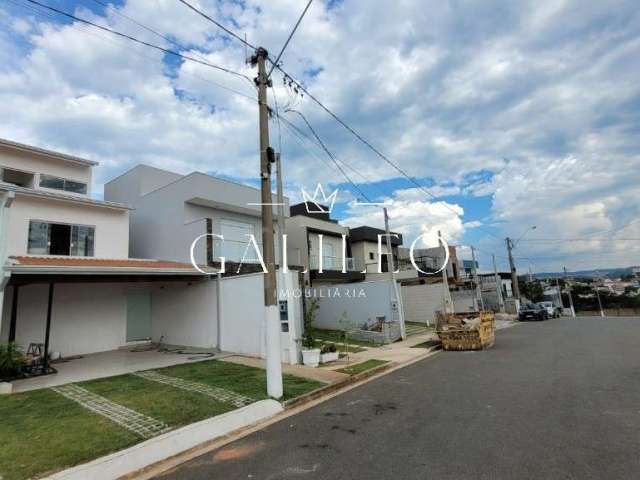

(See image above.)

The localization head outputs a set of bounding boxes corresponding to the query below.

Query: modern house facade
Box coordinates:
[285,202,364,286]
[105,164,289,267]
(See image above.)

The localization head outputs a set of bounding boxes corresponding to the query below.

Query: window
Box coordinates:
[1,167,34,188]
[39,174,87,194]
[28,221,95,256]
[369,252,376,261]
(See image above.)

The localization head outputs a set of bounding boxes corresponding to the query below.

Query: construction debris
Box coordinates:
[436,312,496,351]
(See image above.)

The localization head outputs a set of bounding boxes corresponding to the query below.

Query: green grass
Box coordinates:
[0,360,323,480]
[310,328,378,347]
[81,374,235,428]
[337,359,390,375]
[156,360,323,401]
[0,389,138,480]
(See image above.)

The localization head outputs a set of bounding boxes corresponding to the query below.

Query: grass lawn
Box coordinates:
[337,359,390,375]
[0,360,323,480]
[310,328,379,347]
[0,389,138,480]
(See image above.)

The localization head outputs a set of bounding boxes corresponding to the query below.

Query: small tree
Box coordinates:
[302,298,319,349]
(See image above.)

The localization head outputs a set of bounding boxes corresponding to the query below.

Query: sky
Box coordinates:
[0,0,639,273]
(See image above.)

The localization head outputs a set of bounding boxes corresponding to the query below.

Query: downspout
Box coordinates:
[215,273,222,353]
[0,191,15,339]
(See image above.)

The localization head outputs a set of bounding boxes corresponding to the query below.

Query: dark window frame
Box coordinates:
[39,174,87,194]
[27,220,95,257]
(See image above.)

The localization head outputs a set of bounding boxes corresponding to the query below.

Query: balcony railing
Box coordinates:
[309,254,359,272]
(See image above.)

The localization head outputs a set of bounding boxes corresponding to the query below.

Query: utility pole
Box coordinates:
[439,230,453,314]
[594,271,605,318]
[506,237,520,300]
[252,47,283,399]
[493,254,505,312]
[555,277,563,310]
[563,266,576,318]
[275,152,286,267]
[470,246,484,311]
[384,208,406,339]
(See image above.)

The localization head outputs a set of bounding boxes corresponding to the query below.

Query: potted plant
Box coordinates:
[301,299,321,367]
[0,342,26,393]
[320,343,339,364]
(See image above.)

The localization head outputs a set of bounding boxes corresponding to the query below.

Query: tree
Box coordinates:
[519,280,544,303]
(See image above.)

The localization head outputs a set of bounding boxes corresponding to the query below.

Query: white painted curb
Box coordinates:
[45,399,283,480]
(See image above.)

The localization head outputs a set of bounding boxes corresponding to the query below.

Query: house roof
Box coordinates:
[290,202,336,222]
[0,137,98,166]
[8,256,210,275]
[349,226,403,246]
[0,183,131,211]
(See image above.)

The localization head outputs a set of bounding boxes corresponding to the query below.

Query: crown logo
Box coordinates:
[301,184,339,214]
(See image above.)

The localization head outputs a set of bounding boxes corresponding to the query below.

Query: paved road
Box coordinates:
[157,316,640,480]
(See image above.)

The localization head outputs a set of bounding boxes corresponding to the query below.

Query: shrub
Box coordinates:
[0,342,26,380]
[302,298,319,349]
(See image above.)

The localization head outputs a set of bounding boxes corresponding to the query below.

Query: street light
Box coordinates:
[513,225,537,248]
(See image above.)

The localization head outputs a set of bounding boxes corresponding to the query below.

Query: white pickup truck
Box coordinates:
[537,301,561,318]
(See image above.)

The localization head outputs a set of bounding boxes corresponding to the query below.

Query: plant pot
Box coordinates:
[302,348,321,367]
[320,351,340,364]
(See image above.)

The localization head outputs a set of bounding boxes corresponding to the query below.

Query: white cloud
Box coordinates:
[0,0,638,271]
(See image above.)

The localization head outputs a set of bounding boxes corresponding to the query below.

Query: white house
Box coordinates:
[285,202,365,286]
[0,141,304,389]
[105,164,303,364]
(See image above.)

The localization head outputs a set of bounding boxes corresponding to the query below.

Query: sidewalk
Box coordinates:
[322,331,440,370]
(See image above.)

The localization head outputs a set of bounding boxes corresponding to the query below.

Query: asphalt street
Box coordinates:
[156,316,640,480]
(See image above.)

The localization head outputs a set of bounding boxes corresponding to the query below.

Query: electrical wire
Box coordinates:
[176,0,256,50]
[267,0,313,78]
[23,0,249,81]
[285,109,372,202]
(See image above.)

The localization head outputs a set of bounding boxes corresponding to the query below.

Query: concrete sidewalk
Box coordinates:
[220,331,440,384]
[322,331,440,370]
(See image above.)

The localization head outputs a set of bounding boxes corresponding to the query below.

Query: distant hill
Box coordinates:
[533,267,635,279]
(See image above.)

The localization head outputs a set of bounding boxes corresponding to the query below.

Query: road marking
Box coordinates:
[134,370,254,408]
[52,384,170,438]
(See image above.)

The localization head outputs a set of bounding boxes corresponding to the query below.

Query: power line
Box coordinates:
[176,0,256,50]
[273,64,504,241]
[267,0,313,78]
[23,0,249,81]
[285,109,372,202]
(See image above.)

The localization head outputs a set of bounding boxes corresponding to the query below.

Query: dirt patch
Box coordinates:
[212,441,265,462]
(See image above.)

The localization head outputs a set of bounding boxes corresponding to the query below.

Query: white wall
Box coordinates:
[0,283,127,356]
[219,271,302,363]
[401,282,447,325]
[0,145,92,195]
[311,280,397,331]
[151,280,218,349]
[6,195,129,258]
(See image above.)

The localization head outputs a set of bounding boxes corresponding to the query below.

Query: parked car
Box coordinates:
[519,303,549,321]
[537,301,559,318]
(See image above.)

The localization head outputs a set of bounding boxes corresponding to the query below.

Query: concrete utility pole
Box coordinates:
[470,246,484,311]
[253,47,283,399]
[594,271,606,318]
[384,207,406,339]
[555,277,563,310]
[563,266,576,318]
[439,230,453,314]
[493,254,505,312]
[275,152,286,267]
[506,237,520,300]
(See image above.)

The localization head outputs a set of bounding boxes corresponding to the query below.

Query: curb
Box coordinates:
[283,361,394,409]
[44,400,283,480]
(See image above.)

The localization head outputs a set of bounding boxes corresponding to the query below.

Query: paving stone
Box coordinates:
[134,370,254,408]
[52,384,170,439]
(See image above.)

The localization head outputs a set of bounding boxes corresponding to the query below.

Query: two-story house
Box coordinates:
[349,226,403,280]
[285,202,365,287]
[0,139,230,381]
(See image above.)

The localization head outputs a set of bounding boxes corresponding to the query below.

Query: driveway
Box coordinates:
[156,316,640,479]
